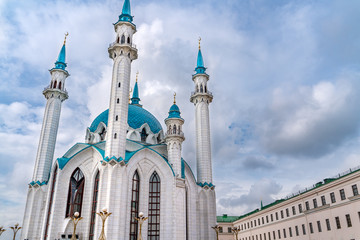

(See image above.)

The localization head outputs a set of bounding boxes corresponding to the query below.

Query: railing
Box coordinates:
[283,165,360,200]
[43,86,68,94]
[109,42,137,49]
[165,132,185,138]
[191,91,213,96]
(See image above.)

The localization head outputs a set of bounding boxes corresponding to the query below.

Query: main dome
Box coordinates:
[89,104,163,133]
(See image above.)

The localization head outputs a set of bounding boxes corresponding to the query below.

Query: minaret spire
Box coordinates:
[105,0,138,161]
[131,72,141,106]
[195,37,206,74]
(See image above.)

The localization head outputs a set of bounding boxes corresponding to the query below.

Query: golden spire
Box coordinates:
[136,71,139,82]
[173,92,176,104]
[64,32,69,45]
[129,87,132,103]
[198,37,201,50]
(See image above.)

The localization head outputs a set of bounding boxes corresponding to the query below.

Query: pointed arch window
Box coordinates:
[53,81,57,89]
[129,171,140,240]
[44,165,58,240]
[89,170,100,240]
[121,35,125,44]
[148,172,161,239]
[127,37,131,44]
[58,81,62,90]
[66,168,85,217]
[173,125,176,134]
[141,128,148,142]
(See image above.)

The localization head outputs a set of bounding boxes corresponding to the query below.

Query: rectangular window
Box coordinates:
[313,199,318,208]
[346,214,352,227]
[260,234,262,240]
[298,204,302,213]
[302,224,306,235]
[278,229,281,239]
[281,210,284,219]
[317,221,322,232]
[219,227,223,233]
[254,220,257,227]
[264,233,266,240]
[262,217,264,224]
[268,232,271,240]
[292,206,296,215]
[256,235,258,240]
[352,184,358,196]
[251,221,253,228]
[295,226,299,236]
[309,223,313,234]
[248,222,250,229]
[289,227,292,237]
[266,215,269,223]
[305,201,310,210]
[275,212,279,220]
[258,218,260,226]
[321,196,326,205]
[326,219,331,231]
[358,212,360,221]
[335,216,341,229]
[228,227,232,233]
[286,208,289,217]
[271,214,273,222]
[340,189,346,200]
[283,229,286,238]
[273,231,276,240]
[330,192,336,203]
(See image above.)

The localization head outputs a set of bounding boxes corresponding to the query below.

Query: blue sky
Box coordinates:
[1,0,360,237]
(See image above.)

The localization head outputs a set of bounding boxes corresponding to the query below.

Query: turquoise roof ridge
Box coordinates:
[118,0,133,23]
[195,48,206,74]
[54,44,67,71]
[89,105,162,134]
[131,81,141,106]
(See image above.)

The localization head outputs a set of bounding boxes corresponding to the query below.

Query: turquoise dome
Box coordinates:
[89,105,162,133]
[167,104,182,119]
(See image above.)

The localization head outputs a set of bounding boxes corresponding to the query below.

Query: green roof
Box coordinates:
[217,165,360,223]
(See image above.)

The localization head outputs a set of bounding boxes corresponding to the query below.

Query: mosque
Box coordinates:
[20,0,216,239]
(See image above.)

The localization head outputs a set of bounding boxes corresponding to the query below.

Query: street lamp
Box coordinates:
[134,212,148,240]
[211,225,221,240]
[0,226,5,237]
[97,208,112,240]
[231,226,240,240]
[70,212,83,240]
[10,223,21,240]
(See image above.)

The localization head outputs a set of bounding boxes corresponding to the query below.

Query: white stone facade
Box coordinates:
[21,1,217,239]
[218,168,360,240]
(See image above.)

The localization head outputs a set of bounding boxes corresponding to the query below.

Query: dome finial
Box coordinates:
[173,92,176,104]
[63,32,69,45]
[198,37,201,50]
[136,71,139,82]
[129,87,132,104]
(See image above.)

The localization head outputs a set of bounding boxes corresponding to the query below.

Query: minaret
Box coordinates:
[190,38,213,185]
[32,34,69,184]
[105,0,138,160]
[165,93,185,177]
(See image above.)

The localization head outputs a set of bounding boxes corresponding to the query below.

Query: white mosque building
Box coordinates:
[21,0,216,239]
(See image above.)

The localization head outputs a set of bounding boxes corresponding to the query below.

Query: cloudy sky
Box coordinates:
[1,0,360,235]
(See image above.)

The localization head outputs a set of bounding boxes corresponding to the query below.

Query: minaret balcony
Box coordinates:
[165,132,185,141]
[109,42,137,49]
[108,42,138,60]
[190,91,213,103]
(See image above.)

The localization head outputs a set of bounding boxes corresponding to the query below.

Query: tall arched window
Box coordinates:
[89,171,100,240]
[148,172,160,239]
[127,37,131,44]
[58,81,62,90]
[44,165,58,240]
[121,35,125,44]
[173,124,176,134]
[66,168,85,217]
[129,171,140,240]
[200,85,203,93]
[53,81,57,89]
[141,128,147,142]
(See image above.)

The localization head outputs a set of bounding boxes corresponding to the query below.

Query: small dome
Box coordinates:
[89,104,163,134]
[167,104,182,119]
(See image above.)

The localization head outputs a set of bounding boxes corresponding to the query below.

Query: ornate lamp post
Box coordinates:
[97,208,112,240]
[10,223,21,240]
[70,212,83,240]
[134,212,148,240]
[231,226,240,240]
[0,226,6,237]
[211,225,221,240]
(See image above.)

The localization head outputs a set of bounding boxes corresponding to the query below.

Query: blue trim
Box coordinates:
[29,180,48,186]
[181,158,185,179]
[54,44,67,70]
[197,182,215,188]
